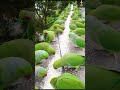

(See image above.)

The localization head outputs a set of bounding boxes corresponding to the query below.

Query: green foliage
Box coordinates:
[47,16,57,28]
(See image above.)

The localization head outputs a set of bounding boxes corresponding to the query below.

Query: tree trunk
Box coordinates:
[77,0,80,7]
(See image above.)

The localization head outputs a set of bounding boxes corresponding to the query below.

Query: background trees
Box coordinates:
[35,0,73,33]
